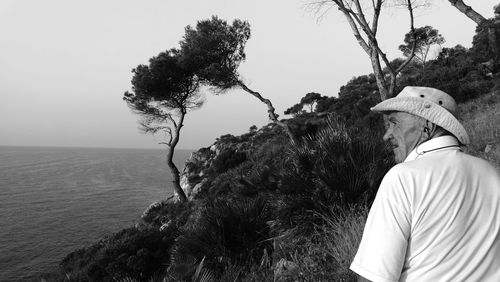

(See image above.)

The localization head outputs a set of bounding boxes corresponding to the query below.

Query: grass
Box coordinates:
[246,205,369,282]
[459,87,500,168]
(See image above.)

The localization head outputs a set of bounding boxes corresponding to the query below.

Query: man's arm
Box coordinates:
[350,167,411,281]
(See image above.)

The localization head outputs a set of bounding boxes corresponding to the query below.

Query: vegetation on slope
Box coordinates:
[44,7,500,282]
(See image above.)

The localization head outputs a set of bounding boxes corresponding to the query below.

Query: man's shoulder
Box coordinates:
[389,150,499,179]
[385,161,425,178]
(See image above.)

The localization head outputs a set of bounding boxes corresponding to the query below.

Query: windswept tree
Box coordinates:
[399,26,445,71]
[178,16,297,142]
[123,49,203,202]
[309,0,423,100]
[284,92,326,116]
[301,92,324,112]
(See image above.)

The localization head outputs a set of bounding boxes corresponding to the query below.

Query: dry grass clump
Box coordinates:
[268,205,368,282]
[459,90,500,168]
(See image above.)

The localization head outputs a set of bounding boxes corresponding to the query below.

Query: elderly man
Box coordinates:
[350,86,500,282]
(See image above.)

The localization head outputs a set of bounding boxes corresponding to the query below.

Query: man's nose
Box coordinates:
[383,129,391,142]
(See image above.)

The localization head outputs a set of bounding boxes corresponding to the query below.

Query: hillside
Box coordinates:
[43,21,500,281]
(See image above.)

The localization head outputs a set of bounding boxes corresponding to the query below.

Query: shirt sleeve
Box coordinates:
[350,166,412,282]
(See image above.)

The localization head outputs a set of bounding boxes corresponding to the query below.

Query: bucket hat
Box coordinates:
[371,86,470,145]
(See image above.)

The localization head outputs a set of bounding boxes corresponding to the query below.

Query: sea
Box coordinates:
[0,146,192,282]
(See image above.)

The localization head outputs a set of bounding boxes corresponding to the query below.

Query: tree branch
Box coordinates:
[353,0,371,34]
[371,0,382,35]
[447,0,487,25]
[336,3,371,54]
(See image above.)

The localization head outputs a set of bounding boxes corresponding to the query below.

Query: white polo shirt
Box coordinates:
[350,136,500,282]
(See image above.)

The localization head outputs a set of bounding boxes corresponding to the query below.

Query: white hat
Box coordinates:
[371,86,470,145]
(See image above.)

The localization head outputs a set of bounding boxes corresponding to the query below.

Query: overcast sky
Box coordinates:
[0,0,497,150]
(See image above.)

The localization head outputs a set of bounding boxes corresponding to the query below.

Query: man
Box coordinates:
[350,86,500,282]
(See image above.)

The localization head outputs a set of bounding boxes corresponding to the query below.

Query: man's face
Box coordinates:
[383,112,425,163]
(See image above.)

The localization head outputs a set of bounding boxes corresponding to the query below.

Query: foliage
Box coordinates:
[168,196,273,280]
[279,117,393,220]
[194,127,290,201]
[56,227,176,282]
[459,89,500,168]
[469,3,500,72]
[140,200,194,230]
[123,49,202,126]
[212,149,247,174]
[278,205,368,282]
[315,74,383,132]
[179,16,251,91]
[284,92,326,116]
[399,26,445,68]
[399,45,494,102]
[284,103,306,117]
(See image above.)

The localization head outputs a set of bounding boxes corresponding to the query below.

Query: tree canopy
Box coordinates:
[399,26,445,70]
[179,16,251,91]
[285,92,326,116]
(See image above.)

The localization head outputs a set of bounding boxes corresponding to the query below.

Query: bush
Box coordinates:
[56,227,176,282]
[273,205,369,282]
[260,116,392,236]
[289,116,393,206]
[212,149,247,174]
[168,196,273,280]
[459,91,500,168]
[140,200,193,230]
[399,45,494,103]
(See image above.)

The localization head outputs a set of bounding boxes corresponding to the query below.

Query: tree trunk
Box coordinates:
[331,0,416,101]
[167,148,187,202]
[369,49,390,100]
[166,112,188,202]
[237,81,298,144]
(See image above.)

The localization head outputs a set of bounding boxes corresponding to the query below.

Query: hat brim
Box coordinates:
[371,96,470,145]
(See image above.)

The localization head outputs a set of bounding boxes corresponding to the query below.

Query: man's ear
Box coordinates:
[423,120,437,140]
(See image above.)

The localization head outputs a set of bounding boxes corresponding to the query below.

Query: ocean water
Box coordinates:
[0,146,192,281]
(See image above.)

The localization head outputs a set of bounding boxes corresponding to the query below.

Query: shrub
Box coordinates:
[212,149,247,174]
[140,200,193,230]
[289,116,393,206]
[459,91,500,168]
[57,227,176,282]
[168,196,273,280]
[276,205,368,282]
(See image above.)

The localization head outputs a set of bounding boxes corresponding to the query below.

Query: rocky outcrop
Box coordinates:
[180,124,279,199]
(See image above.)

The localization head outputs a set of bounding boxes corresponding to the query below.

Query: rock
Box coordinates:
[141,201,163,220]
[189,178,209,199]
[159,219,173,231]
[485,144,493,153]
[274,258,300,282]
[180,174,191,197]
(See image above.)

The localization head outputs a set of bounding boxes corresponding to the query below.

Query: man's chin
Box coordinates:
[393,149,404,163]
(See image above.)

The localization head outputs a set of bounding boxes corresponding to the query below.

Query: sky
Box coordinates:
[0,0,498,150]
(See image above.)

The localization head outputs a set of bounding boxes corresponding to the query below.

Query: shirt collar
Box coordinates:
[404,135,462,163]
